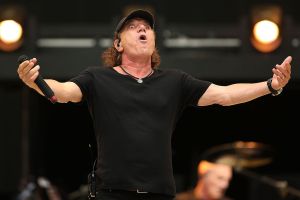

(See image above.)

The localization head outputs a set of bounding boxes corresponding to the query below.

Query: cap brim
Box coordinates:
[115,10,154,33]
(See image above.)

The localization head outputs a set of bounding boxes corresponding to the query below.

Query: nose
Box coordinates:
[137,24,146,33]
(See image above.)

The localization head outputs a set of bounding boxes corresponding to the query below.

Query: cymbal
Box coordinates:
[201,141,274,168]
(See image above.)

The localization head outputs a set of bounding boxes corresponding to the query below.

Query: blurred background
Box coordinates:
[0,0,300,199]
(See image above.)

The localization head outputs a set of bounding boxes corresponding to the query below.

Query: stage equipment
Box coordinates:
[202,141,300,199]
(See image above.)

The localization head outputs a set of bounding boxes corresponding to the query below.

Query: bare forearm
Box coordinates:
[199,56,291,107]
[223,81,270,106]
[30,79,81,103]
[30,79,65,102]
[223,56,292,106]
[44,79,67,103]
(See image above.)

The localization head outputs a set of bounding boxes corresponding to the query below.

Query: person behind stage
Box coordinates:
[175,160,233,200]
[17,9,292,200]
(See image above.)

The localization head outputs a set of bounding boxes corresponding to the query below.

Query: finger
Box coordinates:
[23,70,39,83]
[29,65,40,75]
[30,58,37,64]
[276,76,284,86]
[23,61,36,75]
[278,75,289,86]
[273,68,289,85]
[281,56,292,65]
[19,60,32,73]
[281,59,292,74]
[274,74,286,86]
[23,71,39,83]
[276,61,291,76]
[286,63,291,74]
[30,71,39,81]
[278,73,290,85]
[26,65,40,79]
[18,60,30,73]
[272,68,285,79]
[19,58,37,74]
[21,65,40,82]
[275,64,290,79]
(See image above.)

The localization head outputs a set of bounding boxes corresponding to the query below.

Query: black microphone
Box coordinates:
[17,55,57,103]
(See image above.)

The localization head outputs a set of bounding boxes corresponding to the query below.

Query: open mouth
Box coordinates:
[139,34,147,42]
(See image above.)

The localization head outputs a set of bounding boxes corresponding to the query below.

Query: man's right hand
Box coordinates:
[17,58,40,88]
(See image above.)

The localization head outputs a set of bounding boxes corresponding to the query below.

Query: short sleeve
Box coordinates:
[69,67,95,102]
[180,71,211,106]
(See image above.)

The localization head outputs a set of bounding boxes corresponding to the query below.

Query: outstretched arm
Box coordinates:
[17,58,82,103]
[198,56,292,106]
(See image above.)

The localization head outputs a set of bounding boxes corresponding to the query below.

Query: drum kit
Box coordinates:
[201,141,300,199]
[68,141,300,199]
[200,141,274,169]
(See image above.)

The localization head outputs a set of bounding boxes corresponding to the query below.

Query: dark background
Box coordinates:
[1,0,300,200]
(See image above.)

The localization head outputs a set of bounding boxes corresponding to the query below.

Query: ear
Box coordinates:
[198,160,214,176]
[113,39,123,52]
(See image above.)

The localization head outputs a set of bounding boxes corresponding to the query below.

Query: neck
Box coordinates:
[121,54,152,74]
[194,182,209,200]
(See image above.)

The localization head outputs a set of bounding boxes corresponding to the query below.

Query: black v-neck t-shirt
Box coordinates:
[70,66,211,196]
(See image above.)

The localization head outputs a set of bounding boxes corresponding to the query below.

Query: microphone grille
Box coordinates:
[17,55,29,64]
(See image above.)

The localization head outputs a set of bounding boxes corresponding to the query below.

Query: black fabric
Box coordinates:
[96,189,174,200]
[70,67,211,196]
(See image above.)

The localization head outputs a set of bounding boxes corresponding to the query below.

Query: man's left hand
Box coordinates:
[271,56,292,90]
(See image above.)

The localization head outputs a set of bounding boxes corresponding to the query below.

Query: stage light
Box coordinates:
[253,20,279,44]
[0,20,23,43]
[0,4,26,52]
[250,5,282,53]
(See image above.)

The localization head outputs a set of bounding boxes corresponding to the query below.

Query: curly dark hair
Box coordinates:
[102,32,161,68]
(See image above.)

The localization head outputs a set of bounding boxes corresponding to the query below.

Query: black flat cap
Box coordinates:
[115,9,154,33]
